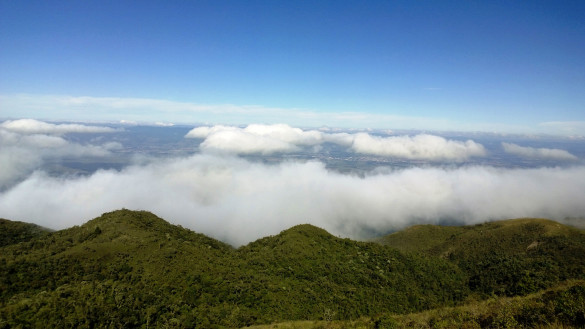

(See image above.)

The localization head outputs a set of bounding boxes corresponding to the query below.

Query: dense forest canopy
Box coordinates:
[1,210,584,328]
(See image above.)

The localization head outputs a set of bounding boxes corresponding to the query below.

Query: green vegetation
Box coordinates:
[378,218,585,298]
[1,210,584,328]
[0,218,50,247]
[245,280,585,328]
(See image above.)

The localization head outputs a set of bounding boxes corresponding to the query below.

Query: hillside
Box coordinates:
[0,218,51,247]
[1,210,235,328]
[1,210,466,328]
[376,218,582,254]
[244,280,585,328]
[1,211,584,328]
[377,218,585,297]
[234,224,466,322]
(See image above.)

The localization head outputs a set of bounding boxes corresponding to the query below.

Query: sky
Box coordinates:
[1,0,585,134]
[1,2,585,242]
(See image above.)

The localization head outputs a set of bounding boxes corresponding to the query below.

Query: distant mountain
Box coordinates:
[1,211,584,328]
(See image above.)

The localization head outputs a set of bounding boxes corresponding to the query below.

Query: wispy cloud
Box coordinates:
[539,121,585,137]
[1,93,563,134]
[0,119,116,135]
[502,143,578,161]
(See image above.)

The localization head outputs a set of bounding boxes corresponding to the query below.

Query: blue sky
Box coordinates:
[1,0,584,134]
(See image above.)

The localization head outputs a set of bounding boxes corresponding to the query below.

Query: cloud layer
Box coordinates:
[502,142,578,161]
[187,124,486,160]
[1,120,583,246]
[1,119,116,135]
[1,154,583,246]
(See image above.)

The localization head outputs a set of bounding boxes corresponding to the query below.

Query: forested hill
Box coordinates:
[376,218,585,255]
[376,218,585,297]
[0,218,51,247]
[1,210,584,328]
[0,210,464,327]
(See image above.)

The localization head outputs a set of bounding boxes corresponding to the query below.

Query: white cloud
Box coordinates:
[502,143,579,161]
[185,125,240,138]
[323,132,355,146]
[1,154,584,246]
[187,124,323,144]
[0,119,116,135]
[0,146,43,191]
[187,124,324,155]
[119,120,138,125]
[187,124,486,160]
[200,129,301,155]
[349,133,486,160]
[154,122,175,127]
[244,124,323,145]
[0,120,121,189]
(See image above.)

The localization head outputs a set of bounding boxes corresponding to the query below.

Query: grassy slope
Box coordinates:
[374,224,467,254]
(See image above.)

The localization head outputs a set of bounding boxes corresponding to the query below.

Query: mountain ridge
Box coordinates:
[1,210,584,328]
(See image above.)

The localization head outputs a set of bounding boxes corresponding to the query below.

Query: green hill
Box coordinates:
[376,218,585,297]
[245,280,585,329]
[376,218,581,254]
[0,210,466,328]
[234,224,466,322]
[1,211,584,328]
[0,218,51,247]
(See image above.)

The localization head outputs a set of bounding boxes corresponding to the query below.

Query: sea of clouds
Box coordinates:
[1,119,584,246]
